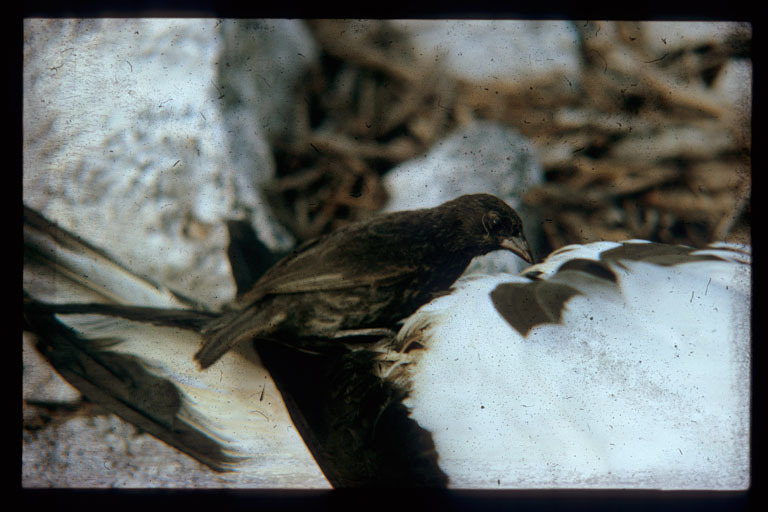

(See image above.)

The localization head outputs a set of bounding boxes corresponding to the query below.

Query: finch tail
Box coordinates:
[195,317,244,369]
[195,308,286,369]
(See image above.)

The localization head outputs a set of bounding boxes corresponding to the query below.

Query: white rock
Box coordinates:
[392,20,581,84]
[23,19,317,308]
[713,57,752,119]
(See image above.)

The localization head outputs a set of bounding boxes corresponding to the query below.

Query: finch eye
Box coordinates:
[482,212,501,234]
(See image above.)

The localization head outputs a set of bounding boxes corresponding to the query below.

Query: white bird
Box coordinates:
[24,206,750,489]
[375,240,750,489]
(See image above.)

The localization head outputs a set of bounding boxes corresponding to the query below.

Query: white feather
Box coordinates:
[395,242,750,489]
[57,313,331,487]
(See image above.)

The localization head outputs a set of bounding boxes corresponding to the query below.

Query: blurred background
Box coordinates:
[23,19,751,487]
[273,20,751,249]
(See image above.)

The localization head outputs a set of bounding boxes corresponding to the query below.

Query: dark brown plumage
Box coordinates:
[195,193,534,369]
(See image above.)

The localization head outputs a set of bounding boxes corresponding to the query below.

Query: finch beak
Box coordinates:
[500,235,535,264]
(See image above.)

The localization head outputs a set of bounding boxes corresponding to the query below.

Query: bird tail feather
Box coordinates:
[23,205,245,472]
[196,308,285,369]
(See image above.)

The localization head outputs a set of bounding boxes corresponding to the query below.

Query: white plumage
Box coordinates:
[386,240,750,489]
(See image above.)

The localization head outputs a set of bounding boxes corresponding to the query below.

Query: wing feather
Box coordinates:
[235,215,426,304]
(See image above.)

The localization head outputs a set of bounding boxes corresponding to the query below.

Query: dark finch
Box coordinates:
[195,194,534,369]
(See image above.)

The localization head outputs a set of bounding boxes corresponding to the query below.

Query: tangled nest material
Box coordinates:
[266,20,750,252]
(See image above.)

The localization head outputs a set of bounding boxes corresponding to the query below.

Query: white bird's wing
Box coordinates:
[389,240,750,489]
[23,205,329,487]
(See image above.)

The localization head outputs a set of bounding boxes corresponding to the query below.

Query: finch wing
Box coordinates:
[235,216,424,304]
